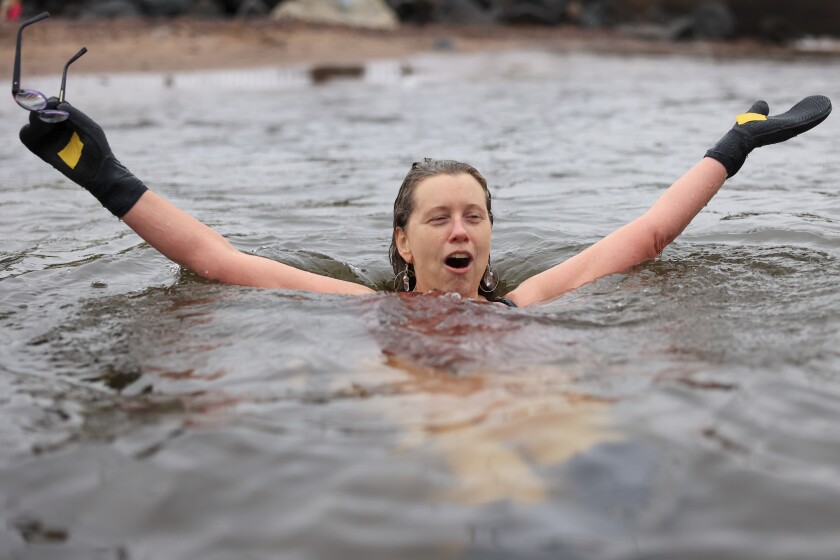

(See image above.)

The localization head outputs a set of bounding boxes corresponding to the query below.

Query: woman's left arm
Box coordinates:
[507,158,726,306]
[508,95,832,307]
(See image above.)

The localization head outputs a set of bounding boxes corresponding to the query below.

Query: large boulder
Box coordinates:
[272,0,399,29]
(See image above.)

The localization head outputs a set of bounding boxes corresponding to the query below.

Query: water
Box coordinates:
[1,50,840,559]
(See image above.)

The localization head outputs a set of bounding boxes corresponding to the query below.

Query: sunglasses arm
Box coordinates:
[59,47,88,103]
[12,12,51,95]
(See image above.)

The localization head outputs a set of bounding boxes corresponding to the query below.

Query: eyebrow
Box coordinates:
[421,203,486,217]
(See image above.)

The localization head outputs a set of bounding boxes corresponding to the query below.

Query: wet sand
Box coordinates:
[0,17,828,78]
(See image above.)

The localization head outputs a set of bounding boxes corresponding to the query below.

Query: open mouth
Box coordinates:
[445,253,473,270]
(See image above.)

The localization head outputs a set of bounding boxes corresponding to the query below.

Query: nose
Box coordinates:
[449,215,470,242]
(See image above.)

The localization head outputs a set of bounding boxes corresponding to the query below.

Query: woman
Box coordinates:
[19,96,831,307]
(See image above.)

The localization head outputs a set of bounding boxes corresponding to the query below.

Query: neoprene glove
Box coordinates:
[705,95,832,178]
[19,98,148,218]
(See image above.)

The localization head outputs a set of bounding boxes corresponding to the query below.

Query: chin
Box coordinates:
[442,277,481,299]
[418,272,481,299]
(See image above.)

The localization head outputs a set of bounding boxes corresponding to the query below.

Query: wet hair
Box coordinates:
[389,158,496,295]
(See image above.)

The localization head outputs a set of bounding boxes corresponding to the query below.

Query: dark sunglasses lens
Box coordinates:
[15,90,48,111]
[38,109,69,124]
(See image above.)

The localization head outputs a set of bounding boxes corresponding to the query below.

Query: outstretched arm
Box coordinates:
[508,95,832,308]
[508,158,726,306]
[123,191,372,294]
[20,100,374,296]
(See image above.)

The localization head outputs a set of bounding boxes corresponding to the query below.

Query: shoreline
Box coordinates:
[0,18,840,79]
[2,18,838,79]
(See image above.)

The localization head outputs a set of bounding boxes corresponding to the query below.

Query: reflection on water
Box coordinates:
[1,50,840,559]
[371,293,619,505]
[386,358,617,505]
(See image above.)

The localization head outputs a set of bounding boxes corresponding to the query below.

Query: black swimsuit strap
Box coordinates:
[492,297,518,308]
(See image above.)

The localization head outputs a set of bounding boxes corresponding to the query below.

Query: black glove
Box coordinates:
[19,98,148,218]
[705,95,832,178]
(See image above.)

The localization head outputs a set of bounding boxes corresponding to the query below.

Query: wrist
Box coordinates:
[90,157,148,217]
[705,128,753,178]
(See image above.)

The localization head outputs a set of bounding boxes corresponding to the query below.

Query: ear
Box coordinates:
[395,227,413,264]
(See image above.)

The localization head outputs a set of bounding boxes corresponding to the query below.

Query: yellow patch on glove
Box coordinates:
[736,113,768,126]
[58,132,84,170]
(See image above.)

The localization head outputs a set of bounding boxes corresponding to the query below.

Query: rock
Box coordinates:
[137,0,195,16]
[25,1,83,17]
[272,0,399,29]
[388,0,437,24]
[184,0,226,16]
[435,0,494,25]
[692,2,735,40]
[757,15,797,44]
[310,64,365,84]
[578,0,612,27]
[215,0,283,14]
[79,0,143,18]
[727,0,839,39]
[617,1,735,42]
[666,15,695,41]
[565,0,611,27]
[497,0,568,25]
[614,0,840,40]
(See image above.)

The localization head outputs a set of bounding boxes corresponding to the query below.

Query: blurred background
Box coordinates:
[4,0,840,44]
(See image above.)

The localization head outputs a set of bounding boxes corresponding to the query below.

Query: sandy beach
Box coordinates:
[1,17,828,79]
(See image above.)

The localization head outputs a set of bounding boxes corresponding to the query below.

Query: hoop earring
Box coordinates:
[480,261,499,292]
[394,263,415,292]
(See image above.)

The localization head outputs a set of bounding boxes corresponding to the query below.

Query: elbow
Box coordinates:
[652,226,672,257]
[197,261,224,283]
[187,245,239,283]
[200,255,238,284]
[637,219,674,262]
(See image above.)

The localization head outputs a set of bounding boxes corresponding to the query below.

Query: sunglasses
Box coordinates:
[12,12,87,124]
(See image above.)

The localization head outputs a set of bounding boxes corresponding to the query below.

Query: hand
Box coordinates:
[705,95,832,178]
[19,98,148,217]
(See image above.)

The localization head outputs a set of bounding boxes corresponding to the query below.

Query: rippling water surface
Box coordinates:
[1,50,840,559]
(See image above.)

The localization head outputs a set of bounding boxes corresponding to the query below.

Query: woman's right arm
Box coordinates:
[20,100,373,295]
[123,191,372,294]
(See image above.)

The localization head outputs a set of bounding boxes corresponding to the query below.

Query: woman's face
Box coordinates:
[395,173,492,299]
